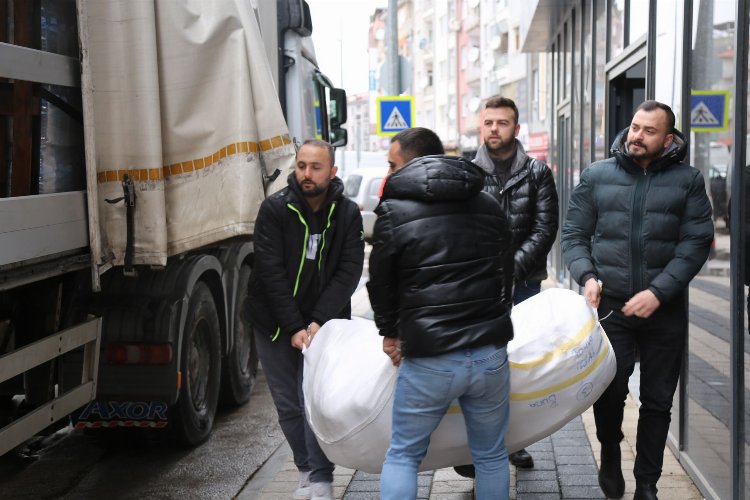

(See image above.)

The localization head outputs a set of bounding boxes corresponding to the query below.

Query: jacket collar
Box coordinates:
[473,140,531,186]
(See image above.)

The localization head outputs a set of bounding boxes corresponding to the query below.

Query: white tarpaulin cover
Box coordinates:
[303,288,616,473]
[78,0,295,266]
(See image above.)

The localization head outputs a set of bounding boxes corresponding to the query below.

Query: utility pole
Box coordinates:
[386,0,400,95]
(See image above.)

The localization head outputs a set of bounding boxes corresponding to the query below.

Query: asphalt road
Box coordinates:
[0,371,282,500]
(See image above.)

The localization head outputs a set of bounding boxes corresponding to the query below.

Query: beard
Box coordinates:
[298,180,328,198]
[485,136,515,157]
[627,141,664,162]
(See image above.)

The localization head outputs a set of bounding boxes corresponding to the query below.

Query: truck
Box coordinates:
[0,0,347,454]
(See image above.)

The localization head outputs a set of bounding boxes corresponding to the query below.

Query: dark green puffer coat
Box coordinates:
[561,128,714,304]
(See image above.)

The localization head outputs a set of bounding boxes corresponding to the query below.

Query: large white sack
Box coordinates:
[303,288,616,474]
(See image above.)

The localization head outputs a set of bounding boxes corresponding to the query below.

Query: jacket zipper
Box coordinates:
[271,203,310,341]
[318,202,337,274]
[631,169,648,294]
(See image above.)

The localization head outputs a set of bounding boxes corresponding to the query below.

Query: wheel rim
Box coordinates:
[188,317,212,412]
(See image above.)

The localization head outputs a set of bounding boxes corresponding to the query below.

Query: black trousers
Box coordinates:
[594,295,686,484]
[254,328,334,483]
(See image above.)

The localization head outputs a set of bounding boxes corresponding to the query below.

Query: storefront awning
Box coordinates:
[519,0,573,53]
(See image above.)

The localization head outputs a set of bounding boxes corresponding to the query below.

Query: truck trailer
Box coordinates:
[0,0,347,453]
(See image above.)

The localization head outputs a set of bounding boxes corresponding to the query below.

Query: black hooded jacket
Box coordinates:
[247,173,364,340]
[561,128,714,304]
[366,155,514,358]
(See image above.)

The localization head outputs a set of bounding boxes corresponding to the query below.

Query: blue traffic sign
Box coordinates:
[690,90,729,132]
[377,96,415,136]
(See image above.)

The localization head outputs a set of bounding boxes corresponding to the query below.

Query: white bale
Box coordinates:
[303,289,616,473]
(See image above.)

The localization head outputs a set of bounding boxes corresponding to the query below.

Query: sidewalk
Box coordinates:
[239,392,703,500]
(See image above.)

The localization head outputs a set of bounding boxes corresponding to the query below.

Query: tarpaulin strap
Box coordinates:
[104,174,137,276]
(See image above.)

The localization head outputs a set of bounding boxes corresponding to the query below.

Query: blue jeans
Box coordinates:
[380,345,510,500]
[513,280,541,305]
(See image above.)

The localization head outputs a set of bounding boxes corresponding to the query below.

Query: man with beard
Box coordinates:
[461,95,558,472]
[561,101,713,500]
[248,139,364,500]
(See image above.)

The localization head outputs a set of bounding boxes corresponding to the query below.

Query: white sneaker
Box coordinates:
[292,471,311,500]
[310,481,334,500]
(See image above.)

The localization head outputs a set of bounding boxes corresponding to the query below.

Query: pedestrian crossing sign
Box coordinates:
[690,90,729,132]
[377,96,415,136]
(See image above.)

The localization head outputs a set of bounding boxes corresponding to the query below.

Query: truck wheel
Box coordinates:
[172,282,221,446]
[220,265,258,406]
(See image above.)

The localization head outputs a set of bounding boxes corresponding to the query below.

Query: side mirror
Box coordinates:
[330,87,347,129]
[330,127,348,148]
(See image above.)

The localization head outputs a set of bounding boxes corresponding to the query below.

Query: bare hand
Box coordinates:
[622,289,660,318]
[383,337,402,367]
[307,321,321,341]
[291,329,310,350]
[584,277,601,309]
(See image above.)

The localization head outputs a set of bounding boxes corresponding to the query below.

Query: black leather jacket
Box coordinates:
[366,155,514,358]
[248,173,364,339]
[473,141,559,283]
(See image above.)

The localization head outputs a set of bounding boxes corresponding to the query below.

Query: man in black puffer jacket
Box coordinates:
[248,139,364,500]
[562,101,713,500]
[368,127,514,500]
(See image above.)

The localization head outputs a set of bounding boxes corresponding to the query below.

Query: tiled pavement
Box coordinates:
[240,390,703,500]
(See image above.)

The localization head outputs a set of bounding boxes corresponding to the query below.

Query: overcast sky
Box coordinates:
[307,0,387,95]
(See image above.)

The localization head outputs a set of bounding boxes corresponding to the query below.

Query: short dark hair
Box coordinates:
[391,127,444,163]
[483,95,519,124]
[635,100,676,132]
[301,138,335,166]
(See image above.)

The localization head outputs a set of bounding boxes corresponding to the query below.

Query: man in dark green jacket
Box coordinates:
[561,101,713,500]
[248,139,364,500]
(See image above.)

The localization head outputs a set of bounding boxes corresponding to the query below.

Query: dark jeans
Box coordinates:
[512,280,541,457]
[594,295,686,484]
[254,328,334,483]
[513,281,541,305]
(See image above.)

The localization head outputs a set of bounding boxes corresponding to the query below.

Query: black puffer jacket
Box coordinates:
[247,173,364,339]
[561,128,714,304]
[473,141,559,283]
[366,155,514,358]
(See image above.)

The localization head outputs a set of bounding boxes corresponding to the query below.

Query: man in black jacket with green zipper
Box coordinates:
[248,139,364,500]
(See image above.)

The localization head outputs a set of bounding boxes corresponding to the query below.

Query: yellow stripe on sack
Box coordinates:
[510,318,598,370]
[509,340,610,401]
[96,135,292,184]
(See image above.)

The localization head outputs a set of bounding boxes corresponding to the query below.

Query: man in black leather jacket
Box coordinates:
[368,128,514,500]
[472,95,559,469]
[248,139,364,500]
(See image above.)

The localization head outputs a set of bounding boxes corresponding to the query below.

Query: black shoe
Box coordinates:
[453,464,475,478]
[509,448,534,468]
[633,482,658,500]
[598,443,625,498]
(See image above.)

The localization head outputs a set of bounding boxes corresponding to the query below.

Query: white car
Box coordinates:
[343,167,388,242]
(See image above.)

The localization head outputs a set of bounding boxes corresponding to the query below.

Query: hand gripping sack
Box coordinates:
[303,289,616,473]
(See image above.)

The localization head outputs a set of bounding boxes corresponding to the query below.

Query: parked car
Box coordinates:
[344,166,388,242]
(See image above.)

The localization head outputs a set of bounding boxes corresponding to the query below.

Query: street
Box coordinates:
[0,371,282,500]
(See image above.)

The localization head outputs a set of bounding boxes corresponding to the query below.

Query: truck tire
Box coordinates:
[172,282,221,446]
[220,265,258,406]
